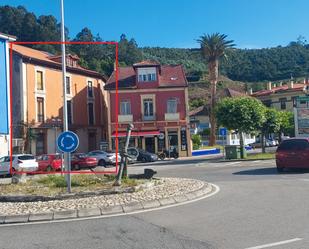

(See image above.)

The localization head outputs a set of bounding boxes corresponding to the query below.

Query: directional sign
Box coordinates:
[57,131,79,153]
[219,127,227,136]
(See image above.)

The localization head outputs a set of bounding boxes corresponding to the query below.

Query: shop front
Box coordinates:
[111,127,191,157]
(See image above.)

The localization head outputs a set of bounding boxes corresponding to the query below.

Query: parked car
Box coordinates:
[88,150,121,167]
[249,139,274,148]
[136,149,158,163]
[71,153,97,170]
[37,154,62,172]
[0,154,38,175]
[276,137,309,172]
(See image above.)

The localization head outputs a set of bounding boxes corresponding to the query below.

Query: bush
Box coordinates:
[191,134,202,150]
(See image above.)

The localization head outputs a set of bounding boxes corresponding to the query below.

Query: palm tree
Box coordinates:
[197,33,235,146]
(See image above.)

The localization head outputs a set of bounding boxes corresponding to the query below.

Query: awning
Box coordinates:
[112,130,160,137]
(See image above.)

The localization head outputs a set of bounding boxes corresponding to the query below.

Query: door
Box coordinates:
[145,137,155,153]
[292,140,309,168]
[168,131,179,152]
[0,156,10,175]
[88,132,97,152]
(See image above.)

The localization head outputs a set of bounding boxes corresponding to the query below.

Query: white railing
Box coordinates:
[165,113,180,121]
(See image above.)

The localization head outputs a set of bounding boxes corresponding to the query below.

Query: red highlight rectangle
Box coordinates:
[8,41,119,175]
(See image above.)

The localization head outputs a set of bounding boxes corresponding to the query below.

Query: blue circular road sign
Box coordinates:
[57,131,79,153]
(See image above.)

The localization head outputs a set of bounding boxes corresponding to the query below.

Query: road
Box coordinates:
[1,157,309,249]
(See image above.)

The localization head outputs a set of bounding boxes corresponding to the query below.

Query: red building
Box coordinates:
[105,60,192,157]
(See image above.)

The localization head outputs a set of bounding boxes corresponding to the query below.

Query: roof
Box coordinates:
[133,60,160,67]
[224,88,246,97]
[12,45,106,81]
[105,64,188,90]
[251,84,306,97]
[189,105,209,117]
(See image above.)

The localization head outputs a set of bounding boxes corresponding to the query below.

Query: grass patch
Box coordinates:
[246,153,275,160]
[0,174,145,196]
[200,145,223,150]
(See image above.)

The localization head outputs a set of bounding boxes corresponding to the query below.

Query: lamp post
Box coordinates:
[60,0,71,192]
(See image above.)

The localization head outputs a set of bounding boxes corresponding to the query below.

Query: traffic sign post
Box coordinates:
[57,131,79,193]
[219,128,227,159]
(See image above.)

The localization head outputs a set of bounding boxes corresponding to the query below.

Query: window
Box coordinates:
[88,81,93,98]
[167,98,177,113]
[137,68,157,82]
[262,100,272,107]
[120,101,131,115]
[279,98,287,110]
[37,97,44,122]
[143,99,154,120]
[66,76,71,94]
[67,100,73,125]
[88,102,94,125]
[36,71,44,91]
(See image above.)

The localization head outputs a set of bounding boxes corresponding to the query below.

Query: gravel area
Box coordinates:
[0,178,205,215]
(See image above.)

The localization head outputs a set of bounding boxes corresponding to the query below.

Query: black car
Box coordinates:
[137,149,158,163]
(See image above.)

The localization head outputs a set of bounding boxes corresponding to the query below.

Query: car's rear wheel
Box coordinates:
[98,160,106,167]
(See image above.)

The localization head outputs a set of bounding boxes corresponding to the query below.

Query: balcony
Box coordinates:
[118,114,133,123]
[165,113,180,121]
[143,114,156,121]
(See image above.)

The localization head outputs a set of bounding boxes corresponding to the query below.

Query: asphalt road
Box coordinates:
[1,157,309,249]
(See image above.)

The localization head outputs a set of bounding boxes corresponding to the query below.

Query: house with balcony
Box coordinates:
[0,33,16,157]
[11,44,108,155]
[105,60,192,157]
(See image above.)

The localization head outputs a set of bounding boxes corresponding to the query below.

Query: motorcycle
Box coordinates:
[158,148,179,160]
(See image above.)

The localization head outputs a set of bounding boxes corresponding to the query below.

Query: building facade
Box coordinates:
[12,45,108,155]
[105,61,192,157]
[250,80,308,111]
[0,33,15,157]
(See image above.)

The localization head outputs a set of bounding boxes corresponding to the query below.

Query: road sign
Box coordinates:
[57,131,79,153]
[219,127,227,136]
[158,133,165,140]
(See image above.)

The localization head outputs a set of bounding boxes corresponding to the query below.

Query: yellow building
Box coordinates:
[250,80,308,111]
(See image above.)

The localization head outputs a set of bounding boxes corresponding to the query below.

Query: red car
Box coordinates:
[276,137,309,172]
[71,153,98,170]
[37,154,62,172]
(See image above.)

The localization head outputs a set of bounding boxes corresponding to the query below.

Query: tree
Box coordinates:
[216,97,266,158]
[260,108,280,153]
[277,111,294,141]
[197,33,235,146]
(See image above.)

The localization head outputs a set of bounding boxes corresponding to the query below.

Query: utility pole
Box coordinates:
[60,0,71,192]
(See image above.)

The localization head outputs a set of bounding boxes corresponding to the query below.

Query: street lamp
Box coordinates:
[60,0,71,192]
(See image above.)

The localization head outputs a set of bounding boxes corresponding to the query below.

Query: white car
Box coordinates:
[0,154,38,175]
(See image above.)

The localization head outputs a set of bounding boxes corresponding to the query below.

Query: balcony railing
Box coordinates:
[143,114,156,121]
[118,114,133,123]
[165,113,180,121]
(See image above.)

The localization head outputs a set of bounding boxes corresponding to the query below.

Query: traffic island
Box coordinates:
[0,176,216,224]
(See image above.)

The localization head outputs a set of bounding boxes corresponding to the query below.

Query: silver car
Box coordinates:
[0,154,38,175]
[88,150,121,167]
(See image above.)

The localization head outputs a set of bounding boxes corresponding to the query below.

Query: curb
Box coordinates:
[219,158,275,162]
[0,182,215,225]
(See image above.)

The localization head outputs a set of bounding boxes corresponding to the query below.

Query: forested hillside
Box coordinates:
[1,5,309,85]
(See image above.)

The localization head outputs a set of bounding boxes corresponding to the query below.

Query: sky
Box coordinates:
[2,0,309,49]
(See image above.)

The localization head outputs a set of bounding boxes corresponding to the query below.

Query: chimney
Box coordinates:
[249,88,253,95]
[304,78,306,84]
[288,79,294,89]
[267,81,272,90]
[279,81,283,87]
